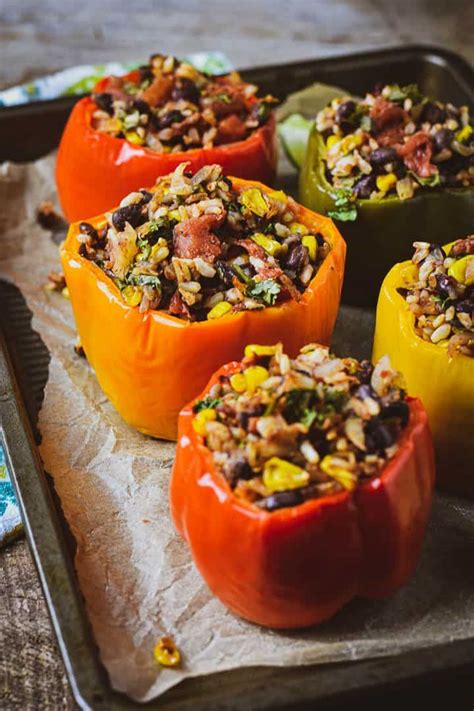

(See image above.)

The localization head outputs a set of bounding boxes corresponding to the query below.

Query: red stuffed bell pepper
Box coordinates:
[56,53,277,221]
[171,343,435,629]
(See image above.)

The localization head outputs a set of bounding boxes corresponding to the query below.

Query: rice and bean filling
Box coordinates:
[91,53,275,152]
[78,163,330,319]
[398,237,474,357]
[193,344,409,511]
[316,83,473,203]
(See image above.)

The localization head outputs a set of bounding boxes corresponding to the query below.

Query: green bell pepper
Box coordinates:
[299,127,474,306]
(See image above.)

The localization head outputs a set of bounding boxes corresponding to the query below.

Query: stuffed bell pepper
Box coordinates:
[373,237,474,497]
[57,53,277,221]
[299,83,474,305]
[61,163,346,440]
[171,342,435,629]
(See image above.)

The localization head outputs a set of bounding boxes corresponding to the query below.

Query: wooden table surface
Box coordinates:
[0,1,472,708]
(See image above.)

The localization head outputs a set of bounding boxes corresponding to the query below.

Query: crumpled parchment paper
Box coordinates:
[0,154,473,703]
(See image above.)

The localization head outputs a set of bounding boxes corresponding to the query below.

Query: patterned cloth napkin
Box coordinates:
[0,51,232,546]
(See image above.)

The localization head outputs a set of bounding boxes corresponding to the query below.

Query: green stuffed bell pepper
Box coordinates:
[297,83,474,306]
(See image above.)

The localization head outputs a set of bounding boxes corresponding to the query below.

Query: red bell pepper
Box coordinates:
[56,72,277,221]
[170,362,435,629]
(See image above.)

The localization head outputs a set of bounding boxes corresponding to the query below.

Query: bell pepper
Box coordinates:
[170,360,434,629]
[56,72,277,222]
[60,178,346,440]
[299,128,474,307]
[373,247,474,498]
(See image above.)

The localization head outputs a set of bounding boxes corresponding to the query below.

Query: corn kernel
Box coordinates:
[339,133,363,154]
[125,130,145,145]
[192,408,216,436]
[168,209,181,222]
[207,301,233,319]
[150,238,170,263]
[326,134,340,150]
[153,636,181,668]
[320,456,357,491]
[230,373,247,392]
[302,234,317,261]
[243,365,269,392]
[244,344,278,358]
[263,457,309,492]
[456,125,472,143]
[122,285,142,307]
[376,172,397,193]
[267,190,288,204]
[289,221,309,236]
[240,188,269,217]
[61,286,70,299]
[448,255,474,286]
[251,232,282,256]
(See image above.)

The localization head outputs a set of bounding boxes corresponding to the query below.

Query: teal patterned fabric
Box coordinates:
[0,446,22,546]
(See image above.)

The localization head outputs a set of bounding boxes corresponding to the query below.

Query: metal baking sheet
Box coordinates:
[1,45,473,709]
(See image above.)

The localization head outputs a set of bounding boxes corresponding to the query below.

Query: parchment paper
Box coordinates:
[0,155,473,703]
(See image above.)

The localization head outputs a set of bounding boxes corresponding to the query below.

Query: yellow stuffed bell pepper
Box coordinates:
[373,239,474,497]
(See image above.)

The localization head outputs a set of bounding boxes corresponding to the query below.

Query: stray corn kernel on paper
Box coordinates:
[0,154,473,703]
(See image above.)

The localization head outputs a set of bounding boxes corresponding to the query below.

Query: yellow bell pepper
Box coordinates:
[373,244,474,497]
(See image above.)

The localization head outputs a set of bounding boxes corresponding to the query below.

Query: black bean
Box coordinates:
[93,92,114,115]
[370,147,398,167]
[436,273,458,296]
[132,99,151,115]
[227,458,253,484]
[336,100,356,123]
[421,102,446,125]
[155,110,184,129]
[455,299,474,313]
[316,234,325,246]
[433,128,454,152]
[397,287,409,297]
[111,203,145,232]
[139,190,154,203]
[79,221,97,237]
[380,400,409,427]
[354,175,376,199]
[286,243,309,273]
[171,78,200,104]
[365,419,395,450]
[138,64,153,83]
[258,489,304,511]
[429,244,446,261]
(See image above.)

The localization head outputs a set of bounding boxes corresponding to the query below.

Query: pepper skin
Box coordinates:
[299,128,474,307]
[373,250,474,498]
[170,362,434,629]
[60,179,346,440]
[56,73,277,222]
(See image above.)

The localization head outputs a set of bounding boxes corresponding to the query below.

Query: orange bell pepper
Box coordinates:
[60,178,346,440]
[170,360,435,629]
[56,72,277,221]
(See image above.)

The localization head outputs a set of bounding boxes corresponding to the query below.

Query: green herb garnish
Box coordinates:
[247,279,281,305]
[193,396,221,413]
[328,189,358,222]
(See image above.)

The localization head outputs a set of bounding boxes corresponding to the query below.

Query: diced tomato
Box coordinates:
[399,131,438,177]
[173,213,225,261]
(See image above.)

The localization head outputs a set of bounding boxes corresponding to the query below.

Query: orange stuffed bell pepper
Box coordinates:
[373,237,474,497]
[170,343,435,629]
[61,163,346,440]
[56,53,277,221]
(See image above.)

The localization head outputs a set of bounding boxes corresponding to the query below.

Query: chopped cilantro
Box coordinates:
[193,396,221,413]
[328,189,358,222]
[127,274,162,289]
[386,83,423,104]
[247,279,281,305]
